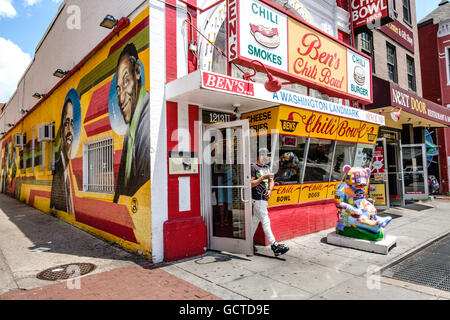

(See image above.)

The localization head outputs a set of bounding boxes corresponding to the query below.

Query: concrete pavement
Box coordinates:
[162,199,450,300]
[0,192,449,300]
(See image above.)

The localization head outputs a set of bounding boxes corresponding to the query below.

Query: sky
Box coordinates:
[416,0,443,22]
[0,0,446,103]
[0,0,62,102]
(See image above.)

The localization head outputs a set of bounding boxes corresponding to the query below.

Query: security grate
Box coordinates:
[37,263,96,281]
[381,233,450,292]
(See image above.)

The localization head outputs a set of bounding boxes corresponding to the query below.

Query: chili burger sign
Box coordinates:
[227,0,373,104]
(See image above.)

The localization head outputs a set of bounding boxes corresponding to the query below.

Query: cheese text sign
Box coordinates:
[227,0,373,103]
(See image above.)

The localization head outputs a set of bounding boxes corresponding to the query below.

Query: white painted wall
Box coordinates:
[149,0,168,264]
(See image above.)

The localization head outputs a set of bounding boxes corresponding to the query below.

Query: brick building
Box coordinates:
[418,0,450,194]
[355,0,450,208]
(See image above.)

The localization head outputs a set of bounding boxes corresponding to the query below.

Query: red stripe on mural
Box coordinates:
[84,82,111,123]
[71,157,83,191]
[109,17,149,56]
[73,197,137,243]
[84,117,112,137]
[28,190,51,206]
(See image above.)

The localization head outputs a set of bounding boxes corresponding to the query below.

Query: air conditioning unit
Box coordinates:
[38,123,55,142]
[14,134,26,147]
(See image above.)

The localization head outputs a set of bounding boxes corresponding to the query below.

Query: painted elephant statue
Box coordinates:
[334,165,392,242]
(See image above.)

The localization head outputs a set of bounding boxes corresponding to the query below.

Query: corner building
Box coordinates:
[418,0,450,195]
[0,0,387,263]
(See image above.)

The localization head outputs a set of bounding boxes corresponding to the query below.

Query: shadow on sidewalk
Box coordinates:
[0,194,147,264]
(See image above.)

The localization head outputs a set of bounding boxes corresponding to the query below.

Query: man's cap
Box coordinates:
[258,148,271,156]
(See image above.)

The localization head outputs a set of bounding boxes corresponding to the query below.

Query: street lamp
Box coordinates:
[53,69,69,78]
[100,14,118,29]
[32,93,45,99]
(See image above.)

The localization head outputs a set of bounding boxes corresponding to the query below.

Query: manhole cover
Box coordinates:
[37,263,96,281]
[404,204,433,211]
[377,212,402,220]
[381,233,450,292]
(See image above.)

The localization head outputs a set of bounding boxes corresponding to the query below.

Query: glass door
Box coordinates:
[401,144,429,201]
[386,141,405,206]
[202,120,253,256]
[369,138,390,210]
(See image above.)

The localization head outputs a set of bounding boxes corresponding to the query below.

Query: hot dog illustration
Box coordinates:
[250,24,280,49]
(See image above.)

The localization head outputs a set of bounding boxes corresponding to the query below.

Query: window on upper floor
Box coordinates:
[360,31,375,73]
[403,0,412,25]
[386,42,398,83]
[446,47,450,85]
[407,55,416,92]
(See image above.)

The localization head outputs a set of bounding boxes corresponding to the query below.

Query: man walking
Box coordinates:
[251,148,289,257]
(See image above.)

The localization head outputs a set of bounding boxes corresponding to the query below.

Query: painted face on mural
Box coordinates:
[116,54,142,125]
[62,100,74,161]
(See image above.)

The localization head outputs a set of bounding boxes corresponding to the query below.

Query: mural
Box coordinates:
[111,43,150,203]
[50,89,81,214]
[0,8,151,257]
[334,166,392,241]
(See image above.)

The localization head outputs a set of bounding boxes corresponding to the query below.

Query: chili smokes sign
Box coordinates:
[227,0,373,104]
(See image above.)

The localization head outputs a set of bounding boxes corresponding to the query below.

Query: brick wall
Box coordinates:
[419,22,441,104]
[357,0,423,96]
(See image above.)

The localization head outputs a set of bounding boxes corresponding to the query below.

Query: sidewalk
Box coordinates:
[0,194,218,300]
[0,193,449,300]
[161,200,450,300]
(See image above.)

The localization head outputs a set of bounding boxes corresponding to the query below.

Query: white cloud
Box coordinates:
[0,37,32,102]
[0,0,17,18]
[23,0,62,7]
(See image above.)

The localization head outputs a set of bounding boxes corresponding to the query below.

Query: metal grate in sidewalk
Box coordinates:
[381,233,450,292]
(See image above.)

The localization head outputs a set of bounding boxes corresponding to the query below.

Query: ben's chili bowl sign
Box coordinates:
[227,0,373,104]
[200,71,384,126]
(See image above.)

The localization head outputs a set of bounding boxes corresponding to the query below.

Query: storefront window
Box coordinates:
[354,143,375,169]
[330,141,356,182]
[275,136,307,185]
[303,139,333,183]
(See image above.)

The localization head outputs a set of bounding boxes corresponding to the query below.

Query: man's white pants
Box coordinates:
[252,200,276,246]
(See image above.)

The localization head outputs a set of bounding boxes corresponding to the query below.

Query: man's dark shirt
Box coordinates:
[251,163,271,201]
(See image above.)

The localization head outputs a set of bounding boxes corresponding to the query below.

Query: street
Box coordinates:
[0,193,449,300]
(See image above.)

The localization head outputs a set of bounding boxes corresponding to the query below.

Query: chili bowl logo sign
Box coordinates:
[239,0,288,70]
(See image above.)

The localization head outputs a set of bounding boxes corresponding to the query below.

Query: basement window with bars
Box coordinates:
[83,137,114,193]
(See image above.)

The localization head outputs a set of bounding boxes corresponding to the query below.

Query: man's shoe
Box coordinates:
[271,243,289,257]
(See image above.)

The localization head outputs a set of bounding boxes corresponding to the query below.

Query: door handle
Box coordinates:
[241,186,250,203]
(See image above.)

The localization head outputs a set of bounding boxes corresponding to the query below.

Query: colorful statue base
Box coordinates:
[336,227,384,242]
[334,166,392,242]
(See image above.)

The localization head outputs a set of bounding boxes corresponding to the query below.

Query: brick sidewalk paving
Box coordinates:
[0,263,220,300]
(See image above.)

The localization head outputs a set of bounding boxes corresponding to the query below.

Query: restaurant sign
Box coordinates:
[243,106,380,145]
[351,0,394,30]
[379,19,414,53]
[390,83,450,126]
[226,0,373,104]
[201,71,385,126]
